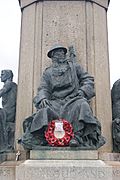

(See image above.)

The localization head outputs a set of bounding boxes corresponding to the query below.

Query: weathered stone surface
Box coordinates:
[0,166,15,180]
[0,159,120,180]
[93,3,112,151]
[99,152,120,161]
[15,3,36,151]
[0,154,6,164]
[30,150,98,160]
[16,160,112,180]
[4,151,29,161]
[41,1,86,71]
[33,2,43,104]
[86,1,96,114]
[0,162,16,180]
[93,0,109,8]
[0,152,29,163]
[106,161,120,180]
[19,0,110,10]
[0,161,23,180]
[19,0,36,8]
[0,153,16,163]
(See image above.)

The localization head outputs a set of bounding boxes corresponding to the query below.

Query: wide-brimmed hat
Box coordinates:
[47,45,67,58]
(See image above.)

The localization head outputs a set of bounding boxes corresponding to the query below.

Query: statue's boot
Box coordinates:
[69,138,79,147]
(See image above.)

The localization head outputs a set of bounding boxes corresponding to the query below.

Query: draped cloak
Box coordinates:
[30,61,98,138]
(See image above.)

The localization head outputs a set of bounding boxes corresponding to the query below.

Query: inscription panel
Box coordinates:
[15,160,113,180]
[23,167,112,180]
[112,168,120,180]
[0,167,15,180]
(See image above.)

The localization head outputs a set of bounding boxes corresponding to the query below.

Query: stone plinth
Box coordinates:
[0,161,23,180]
[30,149,98,160]
[16,160,113,180]
[0,151,29,163]
[0,159,120,180]
[16,0,112,153]
[0,154,6,164]
[106,161,120,180]
[99,152,120,161]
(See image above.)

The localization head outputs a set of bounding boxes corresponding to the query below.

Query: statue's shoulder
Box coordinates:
[44,66,52,74]
[8,81,17,87]
[74,62,81,67]
[71,62,82,70]
[5,81,17,90]
[42,66,53,80]
[12,82,17,89]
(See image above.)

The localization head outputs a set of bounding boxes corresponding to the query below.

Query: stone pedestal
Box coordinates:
[16,0,112,152]
[0,154,6,164]
[16,160,113,180]
[0,158,120,180]
[0,149,120,180]
[0,161,22,180]
[30,149,98,160]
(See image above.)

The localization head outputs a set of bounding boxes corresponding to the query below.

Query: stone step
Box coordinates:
[0,154,6,164]
[16,160,113,180]
[30,150,98,160]
[0,161,23,180]
[0,159,120,180]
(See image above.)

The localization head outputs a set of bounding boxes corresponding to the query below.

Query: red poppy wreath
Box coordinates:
[45,119,74,147]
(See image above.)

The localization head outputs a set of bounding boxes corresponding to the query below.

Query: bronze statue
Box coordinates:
[0,70,17,152]
[21,45,105,149]
[111,79,120,152]
[112,118,120,152]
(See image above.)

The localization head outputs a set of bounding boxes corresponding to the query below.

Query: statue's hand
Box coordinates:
[39,98,50,108]
[78,90,85,98]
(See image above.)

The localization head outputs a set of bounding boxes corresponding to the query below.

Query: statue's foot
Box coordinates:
[40,139,48,146]
[69,138,79,147]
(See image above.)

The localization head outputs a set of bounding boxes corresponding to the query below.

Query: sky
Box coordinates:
[0,0,119,98]
[0,0,20,90]
[108,0,120,88]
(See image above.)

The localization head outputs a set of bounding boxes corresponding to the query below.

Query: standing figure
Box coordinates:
[22,45,105,149]
[0,70,17,152]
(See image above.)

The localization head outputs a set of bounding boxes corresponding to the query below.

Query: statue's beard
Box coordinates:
[52,57,67,64]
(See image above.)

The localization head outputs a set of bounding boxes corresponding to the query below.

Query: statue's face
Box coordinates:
[1,70,8,82]
[52,49,65,61]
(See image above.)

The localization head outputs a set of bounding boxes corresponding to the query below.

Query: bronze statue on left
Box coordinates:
[0,70,17,153]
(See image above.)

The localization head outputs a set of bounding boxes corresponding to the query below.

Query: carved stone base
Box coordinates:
[0,161,22,180]
[16,160,113,180]
[0,159,120,180]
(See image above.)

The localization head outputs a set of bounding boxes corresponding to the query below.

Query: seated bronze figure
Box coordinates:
[21,45,105,149]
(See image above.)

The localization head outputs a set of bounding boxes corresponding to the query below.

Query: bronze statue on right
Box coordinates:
[111,79,120,152]
[21,45,105,150]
